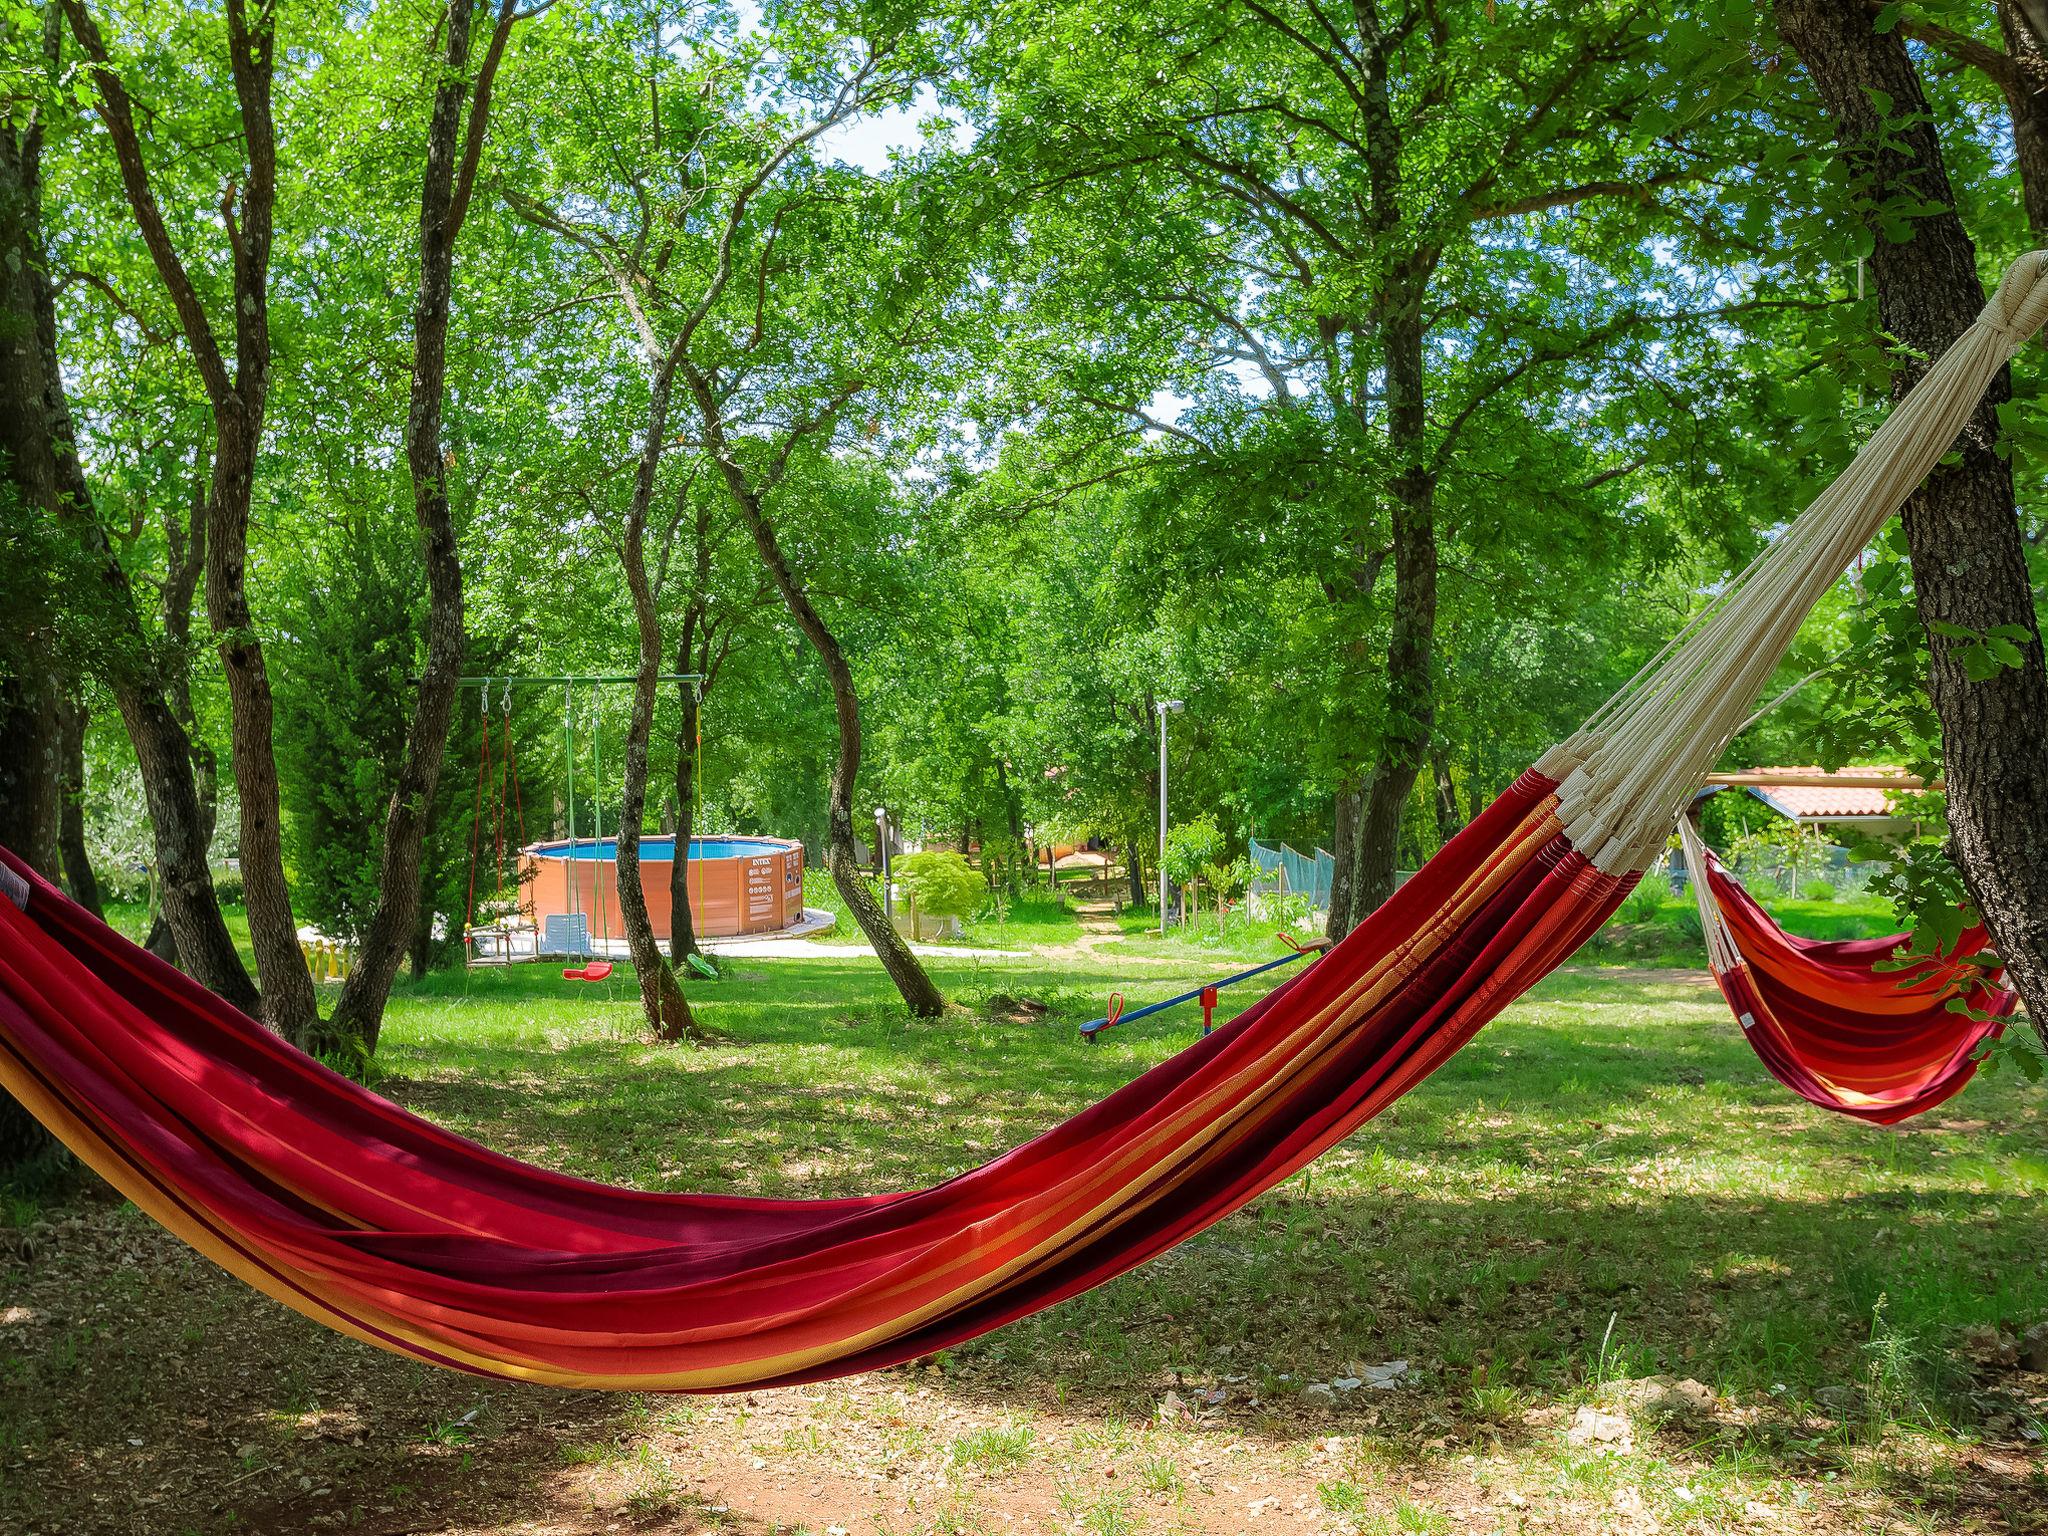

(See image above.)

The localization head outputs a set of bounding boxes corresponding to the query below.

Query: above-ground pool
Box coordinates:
[522,835,805,941]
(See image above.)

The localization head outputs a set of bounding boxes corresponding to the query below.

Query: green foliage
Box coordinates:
[1861,823,1980,965]
[271,516,483,955]
[1161,814,1225,890]
[1725,817,1833,896]
[893,851,984,920]
[24,0,2048,1045]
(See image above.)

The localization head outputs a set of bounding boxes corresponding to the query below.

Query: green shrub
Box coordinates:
[894,851,984,921]
[1800,879,1837,903]
[213,867,245,907]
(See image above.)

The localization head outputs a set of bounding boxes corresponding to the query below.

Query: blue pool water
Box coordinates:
[535,837,784,862]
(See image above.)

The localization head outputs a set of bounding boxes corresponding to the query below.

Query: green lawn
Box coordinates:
[4,921,2042,1533]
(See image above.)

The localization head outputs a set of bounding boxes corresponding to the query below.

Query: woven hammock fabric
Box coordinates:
[1682,826,2012,1123]
[0,778,1631,1392]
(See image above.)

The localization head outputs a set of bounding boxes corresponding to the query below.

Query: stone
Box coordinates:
[1567,1406,1632,1451]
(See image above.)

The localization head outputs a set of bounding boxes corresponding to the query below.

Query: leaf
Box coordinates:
[1961,646,2004,682]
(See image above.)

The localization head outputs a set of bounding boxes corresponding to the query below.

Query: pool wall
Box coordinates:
[521,837,805,941]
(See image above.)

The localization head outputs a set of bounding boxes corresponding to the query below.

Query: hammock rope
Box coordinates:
[1,253,2044,1392]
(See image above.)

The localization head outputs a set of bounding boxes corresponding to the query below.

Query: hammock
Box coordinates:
[2,253,2044,1393]
[1678,821,2012,1124]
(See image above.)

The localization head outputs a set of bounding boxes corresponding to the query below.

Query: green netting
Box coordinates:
[1248,838,1333,911]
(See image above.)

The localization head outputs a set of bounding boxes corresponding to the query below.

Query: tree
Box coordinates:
[61,0,317,1031]
[970,0,1791,935]
[1878,1,2048,237]
[1162,812,1225,925]
[893,849,981,940]
[63,0,528,1051]
[1772,0,2048,1046]
[3,2,254,1009]
[503,6,953,1019]
[321,0,527,1056]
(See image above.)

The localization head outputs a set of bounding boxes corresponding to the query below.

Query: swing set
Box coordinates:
[459,673,703,981]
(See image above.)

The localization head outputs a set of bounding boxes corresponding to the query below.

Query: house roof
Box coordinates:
[1721,766,1917,823]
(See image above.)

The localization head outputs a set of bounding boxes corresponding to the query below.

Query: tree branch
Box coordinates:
[60,0,231,406]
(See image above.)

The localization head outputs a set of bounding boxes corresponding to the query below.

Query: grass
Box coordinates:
[960,889,1084,948]
[3,919,2043,1533]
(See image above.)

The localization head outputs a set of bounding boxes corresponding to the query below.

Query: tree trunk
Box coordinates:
[668,654,706,967]
[611,376,701,1043]
[55,696,101,917]
[1124,842,1144,905]
[615,617,698,1042]
[209,417,318,1037]
[1324,782,1360,936]
[324,0,518,1056]
[1777,0,2048,1046]
[2000,0,2048,238]
[1430,748,1463,848]
[0,668,62,876]
[1347,264,1440,924]
[683,368,945,1018]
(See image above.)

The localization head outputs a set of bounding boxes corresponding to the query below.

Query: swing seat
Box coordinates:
[562,960,613,982]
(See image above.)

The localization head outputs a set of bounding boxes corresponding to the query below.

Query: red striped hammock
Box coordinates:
[1681,824,2013,1125]
[0,783,1627,1390]
[2,252,2044,1393]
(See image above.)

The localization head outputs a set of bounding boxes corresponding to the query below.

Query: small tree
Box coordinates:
[1201,855,1256,934]
[1162,814,1225,928]
[894,851,984,941]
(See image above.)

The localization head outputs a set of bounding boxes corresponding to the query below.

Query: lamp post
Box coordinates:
[874,807,892,921]
[1156,699,1184,935]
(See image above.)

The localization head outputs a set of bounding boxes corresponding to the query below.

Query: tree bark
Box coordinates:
[2000,0,2048,237]
[0,669,62,877]
[55,696,101,917]
[669,635,707,968]
[1325,781,1360,934]
[65,0,316,1035]
[684,371,945,1017]
[1777,0,2048,1046]
[323,0,519,1055]
[1347,261,1440,924]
